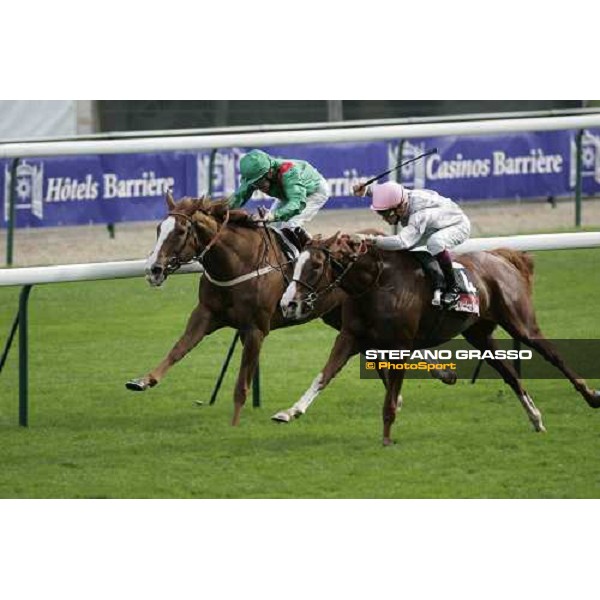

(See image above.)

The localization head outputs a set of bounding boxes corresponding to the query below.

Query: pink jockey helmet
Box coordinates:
[370,181,408,212]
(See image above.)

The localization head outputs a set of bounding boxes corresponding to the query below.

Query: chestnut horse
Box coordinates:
[275,233,600,444]
[126,193,349,424]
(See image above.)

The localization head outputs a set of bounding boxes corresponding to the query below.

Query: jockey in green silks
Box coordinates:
[228,149,330,242]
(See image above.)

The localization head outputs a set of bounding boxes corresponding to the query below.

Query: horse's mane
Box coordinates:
[209,199,257,226]
[309,231,384,253]
[173,196,258,228]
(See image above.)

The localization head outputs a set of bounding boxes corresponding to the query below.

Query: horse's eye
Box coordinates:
[174,224,186,235]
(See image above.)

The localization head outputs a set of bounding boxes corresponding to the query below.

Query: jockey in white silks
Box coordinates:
[353,181,471,308]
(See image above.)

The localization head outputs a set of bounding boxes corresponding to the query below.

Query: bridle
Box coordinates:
[163,209,230,275]
[293,242,384,312]
[161,208,293,287]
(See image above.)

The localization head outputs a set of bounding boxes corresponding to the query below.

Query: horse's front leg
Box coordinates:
[271,332,360,423]
[126,303,220,391]
[231,328,265,426]
[382,370,405,446]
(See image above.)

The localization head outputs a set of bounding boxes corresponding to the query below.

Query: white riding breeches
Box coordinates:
[426,217,471,255]
[270,178,330,229]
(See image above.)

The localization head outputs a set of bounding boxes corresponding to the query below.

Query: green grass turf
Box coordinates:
[0,248,599,498]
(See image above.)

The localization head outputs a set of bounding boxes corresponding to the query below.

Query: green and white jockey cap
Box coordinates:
[240,150,273,186]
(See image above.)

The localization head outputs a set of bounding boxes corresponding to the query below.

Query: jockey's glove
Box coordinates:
[251,210,274,223]
[348,233,376,244]
[352,184,372,197]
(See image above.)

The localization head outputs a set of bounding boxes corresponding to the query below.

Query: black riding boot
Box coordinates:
[281,226,311,251]
[278,227,311,258]
[292,225,312,247]
[414,253,446,307]
[436,250,461,307]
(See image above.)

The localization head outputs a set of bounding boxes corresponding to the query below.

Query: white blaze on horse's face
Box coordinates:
[280,251,310,320]
[146,216,176,287]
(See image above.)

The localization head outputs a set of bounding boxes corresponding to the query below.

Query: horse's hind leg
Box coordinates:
[126,304,220,391]
[498,299,600,408]
[375,362,390,390]
[428,360,457,385]
[231,327,265,426]
[463,321,546,432]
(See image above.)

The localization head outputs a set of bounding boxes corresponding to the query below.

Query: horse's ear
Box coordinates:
[192,196,206,212]
[166,188,176,210]
[323,231,341,247]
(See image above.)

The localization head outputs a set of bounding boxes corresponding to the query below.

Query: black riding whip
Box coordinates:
[362,148,438,187]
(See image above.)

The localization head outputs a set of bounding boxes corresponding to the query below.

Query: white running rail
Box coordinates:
[1,114,600,159]
[1,232,600,287]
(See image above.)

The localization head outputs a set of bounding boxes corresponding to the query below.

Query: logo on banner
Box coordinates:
[197,151,240,197]
[570,131,600,187]
[4,160,44,221]
[388,141,427,188]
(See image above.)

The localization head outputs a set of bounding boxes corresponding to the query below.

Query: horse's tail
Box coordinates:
[489,248,535,293]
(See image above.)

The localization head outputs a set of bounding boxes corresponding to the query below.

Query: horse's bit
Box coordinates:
[164,209,230,275]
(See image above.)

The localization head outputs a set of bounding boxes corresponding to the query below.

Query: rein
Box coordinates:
[164,209,286,287]
[199,208,230,259]
[296,244,384,310]
[259,224,293,286]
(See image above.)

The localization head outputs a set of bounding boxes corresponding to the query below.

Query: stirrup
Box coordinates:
[431,289,443,307]
[442,289,460,307]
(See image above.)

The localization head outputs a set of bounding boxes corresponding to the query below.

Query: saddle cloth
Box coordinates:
[412,250,480,315]
[450,261,480,315]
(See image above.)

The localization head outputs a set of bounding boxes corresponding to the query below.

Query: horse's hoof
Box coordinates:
[382,438,395,447]
[587,390,600,409]
[440,371,458,386]
[125,378,149,392]
[271,411,292,423]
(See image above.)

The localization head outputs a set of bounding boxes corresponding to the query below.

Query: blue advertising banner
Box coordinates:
[1,152,196,228]
[394,132,571,201]
[2,129,600,229]
[395,129,600,201]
